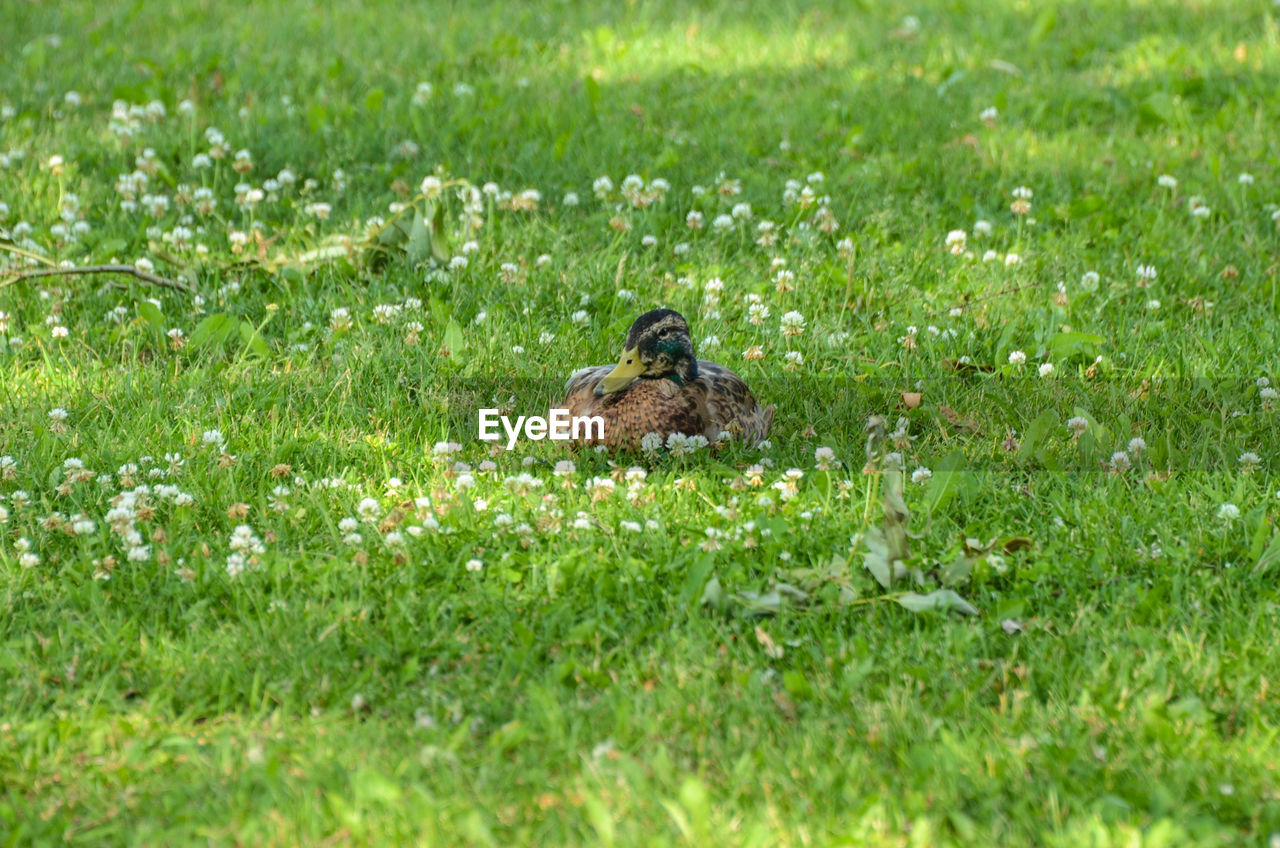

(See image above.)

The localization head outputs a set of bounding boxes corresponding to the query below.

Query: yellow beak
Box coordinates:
[595,347,645,396]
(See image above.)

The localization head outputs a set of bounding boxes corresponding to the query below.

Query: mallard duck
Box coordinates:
[558,308,774,449]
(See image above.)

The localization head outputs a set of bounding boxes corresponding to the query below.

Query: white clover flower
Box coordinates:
[1136,264,1157,282]
[1038,363,1054,377]
[562,192,579,207]
[1240,452,1262,470]
[449,255,469,271]
[1067,416,1088,435]
[1217,503,1240,522]
[466,558,483,572]
[329,307,352,331]
[586,476,616,496]
[1008,350,1026,366]
[357,497,381,520]
[1080,270,1100,291]
[784,351,803,368]
[979,106,997,124]
[553,460,575,476]
[1004,253,1021,267]
[1157,174,1178,189]
[640,432,664,456]
[945,229,966,254]
[1238,172,1254,185]
[780,311,805,336]
[910,466,932,484]
[1109,451,1131,472]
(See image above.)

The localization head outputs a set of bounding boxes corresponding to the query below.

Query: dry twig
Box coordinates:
[1,263,191,293]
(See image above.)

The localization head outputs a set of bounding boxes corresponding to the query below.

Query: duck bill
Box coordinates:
[595,348,645,396]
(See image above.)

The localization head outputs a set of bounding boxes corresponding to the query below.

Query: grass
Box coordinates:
[2,0,1280,844]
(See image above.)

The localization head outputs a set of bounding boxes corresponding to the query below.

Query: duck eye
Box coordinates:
[657,328,670,338]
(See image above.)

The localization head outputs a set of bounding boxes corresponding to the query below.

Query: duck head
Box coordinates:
[595,308,698,396]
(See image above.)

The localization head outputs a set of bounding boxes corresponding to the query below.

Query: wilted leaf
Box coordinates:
[1002,536,1034,553]
[900,391,922,409]
[755,626,784,659]
[1254,533,1280,576]
[406,208,431,264]
[939,405,982,434]
[863,527,910,589]
[987,58,1023,76]
[940,553,973,586]
[895,589,979,616]
[428,199,451,262]
[942,358,994,376]
[699,575,724,609]
[736,583,810,616]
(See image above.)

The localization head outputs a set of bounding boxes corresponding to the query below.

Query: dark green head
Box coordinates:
[596,308,698,395]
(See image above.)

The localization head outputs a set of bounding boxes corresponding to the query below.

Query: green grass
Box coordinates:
[3,0,1280,845]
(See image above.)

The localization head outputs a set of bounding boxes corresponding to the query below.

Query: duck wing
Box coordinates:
[695,360,775,445]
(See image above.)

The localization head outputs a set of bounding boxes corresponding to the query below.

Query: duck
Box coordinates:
[557,308,774,449]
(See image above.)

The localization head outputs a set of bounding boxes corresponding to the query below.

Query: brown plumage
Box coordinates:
[556,309,774,449]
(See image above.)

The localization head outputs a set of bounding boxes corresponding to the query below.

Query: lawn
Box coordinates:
[2,0,1280,845]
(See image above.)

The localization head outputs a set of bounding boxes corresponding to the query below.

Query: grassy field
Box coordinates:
[3,0,1280,845]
